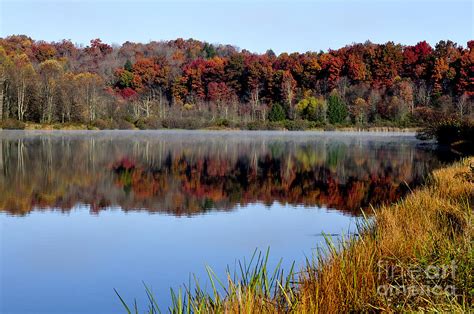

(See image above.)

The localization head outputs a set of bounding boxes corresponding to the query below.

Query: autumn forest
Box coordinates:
[0,35,472,130]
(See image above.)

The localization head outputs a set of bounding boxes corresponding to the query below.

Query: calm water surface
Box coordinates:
[0,130,451,313]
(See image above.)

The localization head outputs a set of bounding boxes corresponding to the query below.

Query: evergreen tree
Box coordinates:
[327,91,348,124]
[203,43,217,59]
[268,103,286,122]
[124,59,133,72]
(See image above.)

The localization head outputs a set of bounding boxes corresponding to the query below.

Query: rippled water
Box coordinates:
[0,130,452,313]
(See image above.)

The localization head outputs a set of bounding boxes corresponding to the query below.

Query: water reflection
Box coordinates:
[0,131,449,216]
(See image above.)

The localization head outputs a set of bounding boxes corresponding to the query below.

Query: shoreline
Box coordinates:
[1,123,420,134]
[0,128,423,139]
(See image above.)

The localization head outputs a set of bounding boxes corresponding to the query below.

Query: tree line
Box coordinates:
[0,35,472,129]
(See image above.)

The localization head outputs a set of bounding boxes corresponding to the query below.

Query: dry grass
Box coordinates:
[295,157,473,313]
[117,157,473,313]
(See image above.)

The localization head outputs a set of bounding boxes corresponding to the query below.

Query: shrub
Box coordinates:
[215,118,230,128]
[135,117,162,129]
[246,121,267,130]
[282,120,302,130]
[412,107,442,125]
[461,124,474,142]
[283,119,318,130]
[162,117,209,129]
[266,121,286,130]
[433,120,462,144]
[91,118,115,130]
[0,119,26,130]
[418,118,474,145]
[116,119,136,130]
[245,120,318,131]
[296,96,327,123]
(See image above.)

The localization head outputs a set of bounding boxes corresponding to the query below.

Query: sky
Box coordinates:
[0,0,472,54]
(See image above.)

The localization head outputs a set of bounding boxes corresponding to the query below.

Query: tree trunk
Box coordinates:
[17,79,26,121]
[4,80,10,119]
[0,75,4,120]
[47,95,53,123]
[0,140,3,173]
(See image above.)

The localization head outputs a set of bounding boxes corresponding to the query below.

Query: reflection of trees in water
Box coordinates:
[0,134,449,216]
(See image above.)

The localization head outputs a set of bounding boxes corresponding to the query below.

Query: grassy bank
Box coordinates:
[117,157,473,313]
[295,157,473,312]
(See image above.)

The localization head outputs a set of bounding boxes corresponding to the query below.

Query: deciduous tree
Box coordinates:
[39,59,63,123]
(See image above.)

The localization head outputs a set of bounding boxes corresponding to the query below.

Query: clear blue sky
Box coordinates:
[1,0,472,54]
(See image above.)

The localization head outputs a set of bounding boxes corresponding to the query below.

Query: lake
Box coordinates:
[0,130,453,313]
